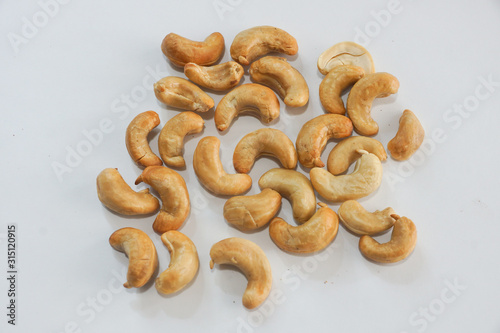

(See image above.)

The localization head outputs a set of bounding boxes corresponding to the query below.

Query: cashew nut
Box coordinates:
[230,26,298,65]
[296,114,353,168]
[161,32,224,67]
[269,203,339,254]
[158,111,204,168]
[346,72,400,136]
[154,76,214,112]
[319,65,365,114]
[193,136,252,196]
[155,230,199,295]
[214,83,280,131]
[338,200,395,235]
[233,128,297,173]
[327,136,386,175]
[317,41,374,75]
[310,149,382,202]
[109,227,158,288]
[125,111,163,167]
[135,166,190,234]
[387,109,425,161]
[184,61,244,91]
[223,189,282,231]
[249,56,309,107]
[258,168,315,223]
[96,168,159,215]
[359,214,417,263]
[209,237,272,309]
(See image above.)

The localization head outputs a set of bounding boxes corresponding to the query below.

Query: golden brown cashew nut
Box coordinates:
[269,203,339,254]
[387,110,425,161]
[338,200,395,235]
[310,150,382,202]
[230,26,298,65]
[233,128,297,173]
[249,56,309,107]
[319,65,365,114]
[125,111,163,167]
[296,114,353,168]
[327,136,386,175]
[317,41,374,75]
[158,111,204,168]
[193,136,252,196]
[214,83,280,132]
[135,166,190,234]
[359,214,417,263]
[161,32,224,67]
[258,168,316,224]
[155,230,199,295]
[184,61,244,91]
[209,237,272,309]
[154,76,214,112]
[96,168,159,215]
[346,72,400,136]
[109,227,158,288]
[223,189,282,231]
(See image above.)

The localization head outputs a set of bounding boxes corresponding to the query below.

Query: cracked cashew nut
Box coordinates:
[125,111,163,167]
[319,65,365,114]
[317,41,374,75]
[338,200,395,235]
[161,32,224,67]
[184,61,244,91]
[154,76,214,112]
[387,109,425,161]
[327,136,386,175]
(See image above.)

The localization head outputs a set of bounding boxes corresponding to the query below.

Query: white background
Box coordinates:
[1,0,500,332]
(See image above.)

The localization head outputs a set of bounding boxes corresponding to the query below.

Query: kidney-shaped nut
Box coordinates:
[135,166,190,234]
[161,32,224,67]
[109,227,158,288]
[96,168,159,215]
[317,41,374,75]
[296,114,353,168]
[327,136,386,175]
[346,72,400,136]
[338,200,396,235]
[154,76,214,112]
[319,65,365,114]
[125,111,163,167]
[310,150,382,202]
[249,56,309,107]
[359,214,417,263]
[209,237,272,309]
[230,26,298,66]
[155,230,199,295]
[193,136,252,196]
[184,61,244,91]
[388,109,425,161]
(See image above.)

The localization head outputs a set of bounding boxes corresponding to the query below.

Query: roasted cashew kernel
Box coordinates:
[161,32,224,67]
[184,61,244,91]
[319,65,365,114]
[387,109,425,161]
[154,76,214,112]
[338,200,395,235]
[125,111,163,167]
[317,41,374,75]
[327,136,386,175]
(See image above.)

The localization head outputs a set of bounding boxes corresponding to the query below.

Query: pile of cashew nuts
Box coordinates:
[96,26,424,309]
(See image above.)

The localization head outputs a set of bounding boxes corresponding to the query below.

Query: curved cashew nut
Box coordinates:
[327,136,386,175]
[184,61,244,91]
[359,214,417,263]
[230,26,298,65]
[155,230,199,295]
[158,111,204,168]
[388,109,425,161]
[317,41,374,75]
[319,65,365,114]
[310,150,382,202]
[233,128,297,173]
[346,72,400,136]
[109,227,158,288]
[135,166,190,233]
[125,111,163,167]
[249,56,309,107]
[223,189,282,231]
[258,168,316,223]
[96,168,159,215]
[161,32,224,67]
[193,136,252,196]
[296,114,353,168]
[338,200,395,235]
[214,83,280,132]
[269,203,339,254]
[154,76,214,112]
[209,237,272,309]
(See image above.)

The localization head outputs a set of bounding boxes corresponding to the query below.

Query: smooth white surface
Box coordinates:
[1,0,500,332]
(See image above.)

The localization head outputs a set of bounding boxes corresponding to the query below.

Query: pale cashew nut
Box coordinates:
[346,72,400,136]
[96,168,159,215]
[125,111,163,167]
[154,76,214,112]
[161,32,224,67]
[317,41,374,75]
[338,200,395,235]
[209,237,272,309]
[319,65,365,114]
[233,128,297,173]
[184,61,244,91]
[387,109,425,161]
[193,136,252,195]
[327,136,386,175]
[109,227,158,288]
